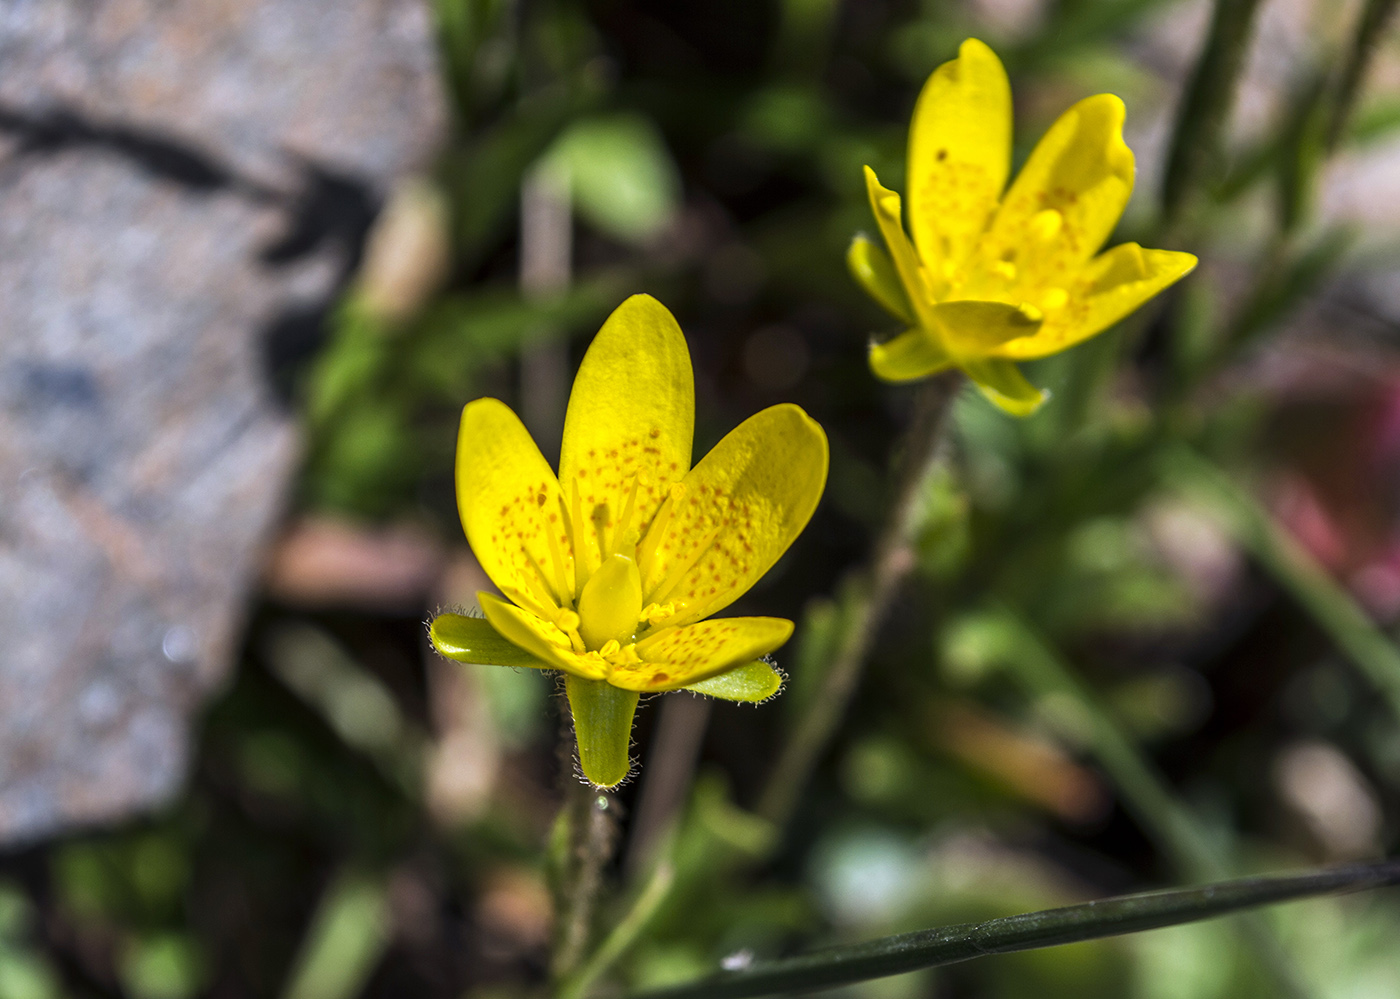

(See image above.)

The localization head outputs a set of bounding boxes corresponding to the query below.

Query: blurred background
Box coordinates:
[4,0,1400,996]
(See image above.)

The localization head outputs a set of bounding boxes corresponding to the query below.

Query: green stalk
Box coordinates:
[561,853,677,999]
[551,780,620,985]
[757,373,961,828]
[1327,0,1400,149]
[1160,0,1267,228]
[625,862,1400,999]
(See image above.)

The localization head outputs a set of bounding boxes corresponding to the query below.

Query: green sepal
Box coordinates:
[565,675,640,788]
[848,235,915,324]
[682,661,784,702]
[429,613,548,668]
[960,356,1048,417]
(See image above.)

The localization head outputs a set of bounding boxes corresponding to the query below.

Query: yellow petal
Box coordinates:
[933,299,1042,357]
[997,245,1198,360]
[848,235,914,323]
[455,398,570,616]
[682,659,784,701]
[971,94,1134,300]
[429,613,548,668]
[478,592,608,679]
[864,166,935,328]
[960,356,1048,416]
[637,404,828,627]
[907,38,1012,277]
[608,617,795,691]
[869,328,952,382]
[559,294,695,572]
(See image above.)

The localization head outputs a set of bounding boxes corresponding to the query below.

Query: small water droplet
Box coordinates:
[721,949,754,971]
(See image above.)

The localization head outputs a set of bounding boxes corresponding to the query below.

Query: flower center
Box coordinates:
[577,553,643,651]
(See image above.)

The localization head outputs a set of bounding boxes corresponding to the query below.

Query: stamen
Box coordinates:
[1029,208,1063,242]
[591,503,610,561]
[557,494,583,598]
[550,608,585,652]
[521,547,565,610]
[544,519,574,608]
[570,479,598,586]
[612,473,643,559]
[636,482,686,578]
[649,522,722,607]
[501,583,559,624]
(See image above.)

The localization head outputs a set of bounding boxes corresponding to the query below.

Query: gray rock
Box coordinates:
[0,0,446,842]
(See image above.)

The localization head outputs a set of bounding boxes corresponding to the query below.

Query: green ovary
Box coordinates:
[576,553,643,651]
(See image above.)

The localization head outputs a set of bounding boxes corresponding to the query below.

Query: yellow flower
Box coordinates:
[849,38,1197,415]
[429,295,829,787]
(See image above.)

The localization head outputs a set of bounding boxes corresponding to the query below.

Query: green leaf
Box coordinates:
[565,675,640,788]
[626,862,1400,999]
[544,114,681,244]
[429,613,548,668]
[1160,0,1267,222]
[682,661,784,702]
[281,873,390,999]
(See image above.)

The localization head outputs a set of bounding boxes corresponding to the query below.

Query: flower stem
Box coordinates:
[561,849,677,999]
[757,373,961,828]
[551,778,620,985]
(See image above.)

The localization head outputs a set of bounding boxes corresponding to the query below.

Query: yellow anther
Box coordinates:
[669,482,687,503]
[598,639,621,658]
[554,609,581,631]
[611,642,643,665]
[640,602,677,625]
[1042,287,1068,310]
[993,260,1017,281]
[1029,208,1063,241]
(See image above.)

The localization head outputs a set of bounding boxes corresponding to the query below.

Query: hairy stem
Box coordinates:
[757,373,960,828]
[551,756,621,983]
[561,851,677,999]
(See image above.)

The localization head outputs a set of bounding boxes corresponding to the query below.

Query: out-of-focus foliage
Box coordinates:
[7,0,1400,997]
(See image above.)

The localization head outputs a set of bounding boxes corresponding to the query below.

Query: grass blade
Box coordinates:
[627,862,1400,999]
[973,608,1314,998]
